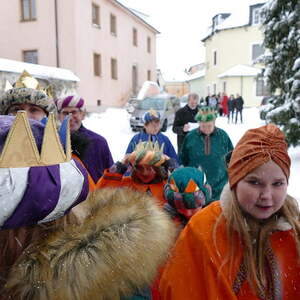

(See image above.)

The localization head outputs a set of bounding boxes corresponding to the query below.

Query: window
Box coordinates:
[23,50,38,64]
[111,58,118,80]
[93,53,101,76]
[252,7,262,25]
[147,37,151,53]
[97,99,101,106]
[223,81,227,92]
[213,50,217,66]
[92,3,100,26]
[252,44,264,61]
[133,28,138,46]
[110,14,117,35]
[132,65,138,95]
[147,70,151,81]
[21,0,36,21]
[256,78,270,96]
[213,83,217,94]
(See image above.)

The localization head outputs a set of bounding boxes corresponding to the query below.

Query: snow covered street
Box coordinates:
[83,107,299,200]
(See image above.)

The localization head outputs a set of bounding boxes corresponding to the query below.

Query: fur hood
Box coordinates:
[220,183,296,231]
[3,188,177,300]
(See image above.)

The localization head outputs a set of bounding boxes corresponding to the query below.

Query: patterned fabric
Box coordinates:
[142,109,160,124]
[0,87,57,115]
[56,95,85,111]
[228,123,290,188]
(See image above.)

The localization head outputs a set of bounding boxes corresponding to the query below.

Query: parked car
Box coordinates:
[129,94,180,132]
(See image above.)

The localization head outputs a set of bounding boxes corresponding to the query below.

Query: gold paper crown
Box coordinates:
[5,70,53,98]
[0,111,71,167]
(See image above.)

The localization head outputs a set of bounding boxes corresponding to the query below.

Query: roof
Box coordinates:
[186,69,206,81]
[0,58,80,82]
[202,1,265,41]
[218,64,262,78]
[113,0,160,34]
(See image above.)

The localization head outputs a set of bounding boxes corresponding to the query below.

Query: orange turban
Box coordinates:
[228,124,290,188]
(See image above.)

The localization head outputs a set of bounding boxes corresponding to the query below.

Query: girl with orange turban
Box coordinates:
[159,123,300,299]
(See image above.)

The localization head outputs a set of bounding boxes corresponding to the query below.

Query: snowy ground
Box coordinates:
[83,107,299,201]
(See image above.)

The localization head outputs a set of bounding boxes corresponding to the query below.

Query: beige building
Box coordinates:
[0,0,159,111]
[202,2,268,106]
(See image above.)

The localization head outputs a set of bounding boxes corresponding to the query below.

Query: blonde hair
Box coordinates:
[213,191,300,296]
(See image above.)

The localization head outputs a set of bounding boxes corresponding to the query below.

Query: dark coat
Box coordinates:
[235,96,244,111]
[172,105,199,152]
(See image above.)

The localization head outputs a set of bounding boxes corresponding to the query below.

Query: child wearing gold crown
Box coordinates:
[180,106,233,202]
[0,112,176,300]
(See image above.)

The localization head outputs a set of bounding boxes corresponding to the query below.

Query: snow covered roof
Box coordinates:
[218,64,262,78]
[202,1,265,41]
[186,69,206,81]
[0,58,80,82]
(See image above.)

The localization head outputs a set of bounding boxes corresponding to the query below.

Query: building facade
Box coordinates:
[0,0,158,111]
[202,2,268,106]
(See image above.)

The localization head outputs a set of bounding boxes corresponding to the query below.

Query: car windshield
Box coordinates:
[136,98,165,110]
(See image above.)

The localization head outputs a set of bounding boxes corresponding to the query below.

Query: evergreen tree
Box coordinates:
[261,0,300,146]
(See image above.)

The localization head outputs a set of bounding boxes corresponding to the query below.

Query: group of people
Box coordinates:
[0,72,299,300]
[205,92,244,124]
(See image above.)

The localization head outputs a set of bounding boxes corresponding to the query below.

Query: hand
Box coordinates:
[183,123,190,132]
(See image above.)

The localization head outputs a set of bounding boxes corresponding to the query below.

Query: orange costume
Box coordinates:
[96,169,166,207]
[159,190,300,299]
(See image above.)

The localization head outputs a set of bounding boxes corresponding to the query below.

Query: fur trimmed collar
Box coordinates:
[220,183,293,231]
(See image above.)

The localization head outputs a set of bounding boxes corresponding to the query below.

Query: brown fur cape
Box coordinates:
[2,187,177,300]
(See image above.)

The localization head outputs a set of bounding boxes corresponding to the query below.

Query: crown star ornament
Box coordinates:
[5,70,53,98]
[0,111,71,167]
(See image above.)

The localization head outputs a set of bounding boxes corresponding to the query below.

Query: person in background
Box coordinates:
[57,95,113,184]
[227,94,235,123]
[164,167,211,227]
[126,109,178,164]
[235,93,244,124]
[180,107,233,202]
[172,93,199,153]
[160,123,300,300]
[221,92,229,116]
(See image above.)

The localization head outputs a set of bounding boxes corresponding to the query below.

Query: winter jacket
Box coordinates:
[75,126,114,183]
[228,98,235,112]
[172,104,199,152]
[179,127,233,201]
[235,96,244,111]
[1,188,176,300]
[126,130,178,163]
[97,169,167,207]
[159,185,300,300]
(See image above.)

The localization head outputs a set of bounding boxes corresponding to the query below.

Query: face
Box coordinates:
[188,96,199,109]
[59,107,85,132]
[7,103,47,121]
[235,160,287,220]
[134,164,157,183]
[144,120,160,135]
[199,121,215,135]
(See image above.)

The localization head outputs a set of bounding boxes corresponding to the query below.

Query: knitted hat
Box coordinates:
[195,106,218,122]
[0,71,56,115]
[56,95,85,112]
[164,167,211,219]
[228,123,290,189]
[0,115,89,229]
[128,141,169,167]
[142,109,160,124]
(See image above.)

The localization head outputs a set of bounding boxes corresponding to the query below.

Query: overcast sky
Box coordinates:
[118,0,265,80]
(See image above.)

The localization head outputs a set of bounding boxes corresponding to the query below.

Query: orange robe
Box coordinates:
[159,201,300,299]
[96,169,167,208]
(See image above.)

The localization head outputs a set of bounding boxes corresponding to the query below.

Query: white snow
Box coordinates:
[218,64,262,78]
[0,58,80,82]
[83,107,299,201]
[187,69,206,81]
